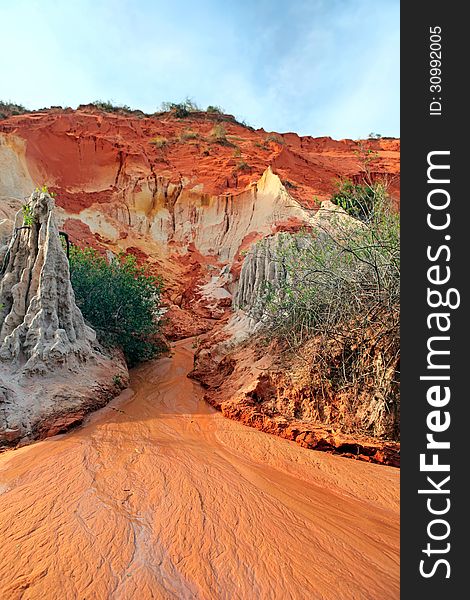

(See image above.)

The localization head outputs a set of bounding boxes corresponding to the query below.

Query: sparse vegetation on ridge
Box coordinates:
[206,105,224,114]
[90,100,133,113]
[0,100,29,119]
[160,97,200,118]
[0,98,257,131]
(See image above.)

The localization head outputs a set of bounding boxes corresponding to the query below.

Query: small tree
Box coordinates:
[69,247,165,366]
[330,179,385,222]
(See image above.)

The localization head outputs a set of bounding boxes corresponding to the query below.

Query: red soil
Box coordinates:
[0,107,400,214]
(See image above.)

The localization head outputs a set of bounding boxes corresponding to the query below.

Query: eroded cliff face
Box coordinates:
[0,109,400,598]
[0,190,127,446]
[0,107,399,458]
[191,201,400,466]
[0,107,399,253]
[0,108,399,333]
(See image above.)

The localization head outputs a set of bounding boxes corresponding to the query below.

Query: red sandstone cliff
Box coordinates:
[0,106,400,461]
[0,106,399,323]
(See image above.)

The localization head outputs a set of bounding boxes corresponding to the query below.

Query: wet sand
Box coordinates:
[0,340,399,599]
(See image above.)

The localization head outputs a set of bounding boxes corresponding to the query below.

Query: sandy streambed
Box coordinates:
[0,339,399,599]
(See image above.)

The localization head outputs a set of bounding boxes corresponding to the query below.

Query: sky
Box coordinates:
[0,0,399,139]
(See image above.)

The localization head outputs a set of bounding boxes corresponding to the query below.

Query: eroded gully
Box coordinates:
[0,339,399,600]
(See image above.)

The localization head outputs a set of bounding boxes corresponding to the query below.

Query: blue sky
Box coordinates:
[0,0,399,139]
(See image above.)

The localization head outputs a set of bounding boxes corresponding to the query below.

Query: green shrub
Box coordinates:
[91,100,132,113]
[69,247,165,366]
[21,204,35,226]
[260,184,399,341]
[330,179,386,222]
[248,184,400,438]
[160,97,199,118]
[0,100,28,119]
[206,105,224,114]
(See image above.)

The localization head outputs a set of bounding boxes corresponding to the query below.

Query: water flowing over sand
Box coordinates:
[0,340,399,599]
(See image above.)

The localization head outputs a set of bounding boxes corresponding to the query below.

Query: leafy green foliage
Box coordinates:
[91,100,132,113]
[69,247,165,366]
[330,179,386,222]
[21,204,35,226]
[35,184,56,197]
[259,184,399,341]
[0,100,29,119]
[206,105,224,114]
[160,97,200,118]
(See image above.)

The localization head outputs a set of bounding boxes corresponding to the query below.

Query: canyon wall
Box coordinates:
[0,107,400,457]
[0,108,399,330]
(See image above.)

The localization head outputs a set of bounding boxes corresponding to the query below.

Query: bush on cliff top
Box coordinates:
[90,100,133,113]
[0,100,29,119]
[160,97,200,118]
[69,247,165,366]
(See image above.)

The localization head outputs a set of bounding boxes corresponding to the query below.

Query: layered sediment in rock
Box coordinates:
[0,191,127,446]
[0,108,399,335]
[0,108,399,257]
[0,107,400,460]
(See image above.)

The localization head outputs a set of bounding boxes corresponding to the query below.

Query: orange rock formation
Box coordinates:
[0,107,401,457]
[0,106,399,333]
